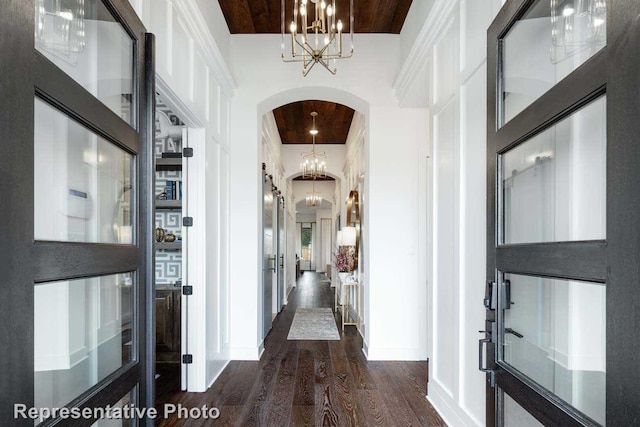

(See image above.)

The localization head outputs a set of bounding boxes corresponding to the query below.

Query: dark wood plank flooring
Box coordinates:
[155,272,446,426]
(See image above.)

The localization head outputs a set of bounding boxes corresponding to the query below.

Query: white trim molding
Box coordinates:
[393,0,459,106]
[172,0,236,96]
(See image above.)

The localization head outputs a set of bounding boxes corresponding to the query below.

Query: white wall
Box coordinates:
[229,33,428,361]
[127,0,235,391]
[394,0,502,425]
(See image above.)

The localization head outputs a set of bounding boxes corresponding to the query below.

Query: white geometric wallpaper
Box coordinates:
[155,95,183,286]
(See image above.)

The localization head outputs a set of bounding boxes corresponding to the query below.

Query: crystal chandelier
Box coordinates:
[281,0,354,76]
[306,179,323,207]
[300,112,327,179]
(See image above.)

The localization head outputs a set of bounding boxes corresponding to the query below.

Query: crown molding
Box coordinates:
[173,0,237,97]
[261,112,286,179]
[393,0,459,106]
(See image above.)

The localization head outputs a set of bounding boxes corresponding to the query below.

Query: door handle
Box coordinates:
[505,327,523,338]
[478,330,496,387]
[478,330,492,373]
[266,256,276,272]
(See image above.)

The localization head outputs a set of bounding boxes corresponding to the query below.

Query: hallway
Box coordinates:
[156,272,445,426]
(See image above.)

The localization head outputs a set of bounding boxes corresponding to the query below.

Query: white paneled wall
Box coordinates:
[342,111,366,335]
[395,0,502,425]
[127,0,235,392]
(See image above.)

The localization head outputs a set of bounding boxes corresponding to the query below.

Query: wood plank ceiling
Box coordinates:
[218,0,414,34]
[273,100,354,144]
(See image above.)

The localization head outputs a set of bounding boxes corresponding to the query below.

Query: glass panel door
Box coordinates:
[263,169,275,339]
[484,0,640,425]
[0,0,153,423]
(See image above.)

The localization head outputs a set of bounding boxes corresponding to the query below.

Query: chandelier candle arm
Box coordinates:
[282,0,353,75]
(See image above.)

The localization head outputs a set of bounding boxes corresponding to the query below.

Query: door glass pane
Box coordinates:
[501,0,606,125]
[34,273,134,412]
[35,0,135,126]
[91,385,138,427]
[502,273,605,425]
[502,391,544,426]
[501,96,605,244]
[34,98,134,244]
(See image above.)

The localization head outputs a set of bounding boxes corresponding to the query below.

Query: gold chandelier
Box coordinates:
[306,179,323,207]
[300,111,327,179]
[281,0,354,76]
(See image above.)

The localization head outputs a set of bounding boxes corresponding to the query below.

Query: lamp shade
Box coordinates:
[336,230,343,246]
[342,226,357,246]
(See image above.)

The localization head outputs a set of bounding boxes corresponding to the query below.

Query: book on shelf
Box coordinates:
[166,180,174,200]
[161,152,182,158]
[164,180,183,200]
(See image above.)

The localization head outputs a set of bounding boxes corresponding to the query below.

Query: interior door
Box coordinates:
[484,0,640,425]
[0,0,154,423]
[277,197,285,312]
[263,169,275,339]
[320,218,332,275]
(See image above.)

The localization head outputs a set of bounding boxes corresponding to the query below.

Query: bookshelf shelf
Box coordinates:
[155,242,182,251]
[155,157,182,169]
[155,200,182,210]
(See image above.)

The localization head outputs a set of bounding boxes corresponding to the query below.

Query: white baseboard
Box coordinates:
[227,345,263,360]
[427,381,482,427]
[206,359,231,389]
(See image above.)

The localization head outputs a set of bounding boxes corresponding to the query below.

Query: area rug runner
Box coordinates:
[287,308,340,340]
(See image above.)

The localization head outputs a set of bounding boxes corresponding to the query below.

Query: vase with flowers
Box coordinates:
[333,246,354,283]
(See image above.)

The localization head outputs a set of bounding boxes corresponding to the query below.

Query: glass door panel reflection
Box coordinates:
[501,96,606,244]
[91,385,137,427]
[502,273,605,424]
[34,98,134,244]
[34,272,134,412]
[502,391,544,426]
[35,0,135,126]
[501,0,606,125]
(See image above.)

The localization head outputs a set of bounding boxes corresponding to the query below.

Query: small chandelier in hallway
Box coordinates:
[281,0,354,76]
[300,111,327,179]
[306,178,323,207]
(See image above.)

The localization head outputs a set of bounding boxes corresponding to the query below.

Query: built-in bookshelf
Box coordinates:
[154,99,186,364]
[155,152,184,285]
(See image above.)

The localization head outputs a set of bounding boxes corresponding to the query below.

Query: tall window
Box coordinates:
[301,224,312,261]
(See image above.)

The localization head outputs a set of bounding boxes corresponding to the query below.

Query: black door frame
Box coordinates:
[486,0,640,425]
[0,0,155,424]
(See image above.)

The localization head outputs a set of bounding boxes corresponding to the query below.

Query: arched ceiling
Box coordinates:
[218,0,414,34]
[273,100,354,144]
[292,175,336,181]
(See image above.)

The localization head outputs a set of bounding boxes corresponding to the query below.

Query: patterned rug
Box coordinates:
[287,308,340,340]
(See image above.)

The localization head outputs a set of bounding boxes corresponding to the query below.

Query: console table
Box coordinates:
[335,279,359,331]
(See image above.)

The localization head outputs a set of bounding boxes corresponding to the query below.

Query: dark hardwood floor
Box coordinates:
[155,272,446,426]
